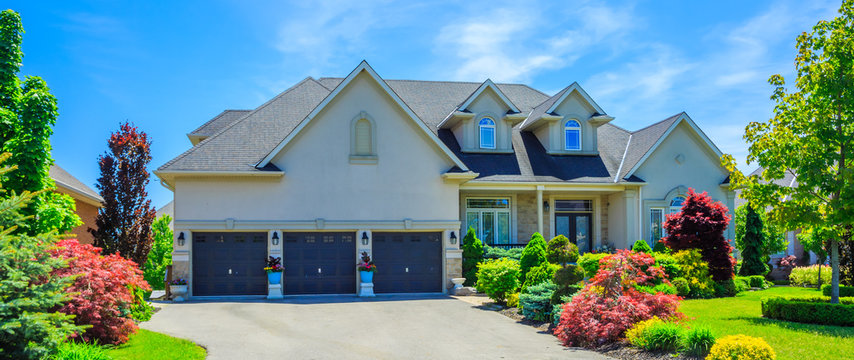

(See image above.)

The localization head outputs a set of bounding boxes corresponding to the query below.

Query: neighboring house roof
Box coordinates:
[158,61,723,185]
[49,164,103,207]
[156,200,174,219]
[734,167,798,208]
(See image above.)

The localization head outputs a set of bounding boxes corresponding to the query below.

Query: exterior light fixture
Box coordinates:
[543,201,550,212]
[177,232,185,246]
[361,231,369,245]
[272,231,280,245]
[450,231,457,245]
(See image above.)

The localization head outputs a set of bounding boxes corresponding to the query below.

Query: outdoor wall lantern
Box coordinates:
[272,231,280,245]
[361,231,369,245]
[450,231,457,245]
[543,201,550,212]
[177,232,185,246]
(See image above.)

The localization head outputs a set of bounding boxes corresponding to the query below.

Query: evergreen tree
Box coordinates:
[461,227,483,286]
[0,154,82,359]
[90,123,156,266]
[520,232,548,282]
[739,204,768,276]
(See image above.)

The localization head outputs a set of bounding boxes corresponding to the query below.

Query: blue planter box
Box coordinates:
[268,271,282,285]
[360,271,373,283]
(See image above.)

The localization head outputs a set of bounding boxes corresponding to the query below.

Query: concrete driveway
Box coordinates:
[144,295,611,360]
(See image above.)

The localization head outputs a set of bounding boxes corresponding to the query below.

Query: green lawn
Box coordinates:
[681,286,854,360]
[106,329,205,360]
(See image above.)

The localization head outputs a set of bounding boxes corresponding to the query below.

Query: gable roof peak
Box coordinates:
[456,78,521,114]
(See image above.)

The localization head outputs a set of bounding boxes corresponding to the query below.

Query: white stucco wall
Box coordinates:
[633,121,736,243]
[173,71,460,222]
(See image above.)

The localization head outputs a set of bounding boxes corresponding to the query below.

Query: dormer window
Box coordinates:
[479,117,496,149]
[564,120,581,150]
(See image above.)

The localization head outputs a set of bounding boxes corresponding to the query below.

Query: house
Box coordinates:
[155,61,734,298]
[49,164,103,245]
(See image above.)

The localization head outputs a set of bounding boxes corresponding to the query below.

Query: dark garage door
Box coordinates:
[283,232,356,294]
[372,232,442,293]
[192,232,268,296]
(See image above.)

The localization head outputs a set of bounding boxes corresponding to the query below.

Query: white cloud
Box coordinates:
[433,2,635,82]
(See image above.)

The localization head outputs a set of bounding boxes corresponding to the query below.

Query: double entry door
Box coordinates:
[555,213,592,254]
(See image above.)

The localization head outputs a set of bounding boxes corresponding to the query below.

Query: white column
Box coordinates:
[623,189,638,249]
[536,185,544,235]
[267,230,283,300]
[357,229,374,297]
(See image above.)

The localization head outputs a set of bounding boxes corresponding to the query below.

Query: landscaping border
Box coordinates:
[761,296,854,326]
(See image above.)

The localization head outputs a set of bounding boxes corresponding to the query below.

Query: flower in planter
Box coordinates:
[264,256,284,273]
[170,278,187,285]
[357,252,377,272]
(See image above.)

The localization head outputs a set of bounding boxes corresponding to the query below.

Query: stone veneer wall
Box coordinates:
[445,256,462,290]
[600,194,609,247]
[515,193,549,243]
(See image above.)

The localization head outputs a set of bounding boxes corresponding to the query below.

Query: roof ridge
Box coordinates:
[630,112,684,134]
[159,77,326,171]
[188,109,252,135]
[318,76,546,88]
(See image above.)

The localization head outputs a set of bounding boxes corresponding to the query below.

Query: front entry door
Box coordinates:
[555,214,592,254]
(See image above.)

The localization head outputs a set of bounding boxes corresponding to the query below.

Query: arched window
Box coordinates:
[565,120,581,150]
[670,195,686,213]
[354,118,372,155]
[479,117,495,149]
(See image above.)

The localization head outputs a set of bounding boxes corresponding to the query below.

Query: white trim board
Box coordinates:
[255,60,469,171]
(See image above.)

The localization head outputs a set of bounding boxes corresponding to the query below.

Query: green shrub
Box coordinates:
[506,292,520,308]
[625,317,663,349]
[714,279,739,297]
[641,321,684,351]
[129,286,154,322]
[552,265,584,286]
[48,341,113,360]
[519,233,548,282]
[821,284,854,297]
[475,258,521,304]
[636,283,677,295]
[577,253,608,278]
[483,246,523,261]
[761,296,854,326]
[673,249,716,298]
[672,277,690,297]
[734,276,751,292]
[772,280,790,286]
[143,214,173,291]
[652,241,670,253]
[748,275,768,289]
[521,263,560,293]
[652,252,681,280]
[707,335,776,360]
[789,265,831,286]
[461,227,484,286]
[519,281,558,322]
[550,284,582,305]
[683,327,716,358]
[632,240,652,254]
[552,303,565,325]
[546,235,579,265]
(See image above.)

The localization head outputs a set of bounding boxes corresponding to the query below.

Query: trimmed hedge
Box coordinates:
[821,284,854,297]
[761,296,854,326]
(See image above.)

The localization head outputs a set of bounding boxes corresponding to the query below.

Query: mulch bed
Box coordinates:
[482,301,695,360]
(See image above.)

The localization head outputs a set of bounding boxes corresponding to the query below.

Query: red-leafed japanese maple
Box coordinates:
[50,239,150,344]
[554,250,682,348]
[661,189,735,281]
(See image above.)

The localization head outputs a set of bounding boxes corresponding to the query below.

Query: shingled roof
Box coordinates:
[159,68,708,184]
[49,164,103,205]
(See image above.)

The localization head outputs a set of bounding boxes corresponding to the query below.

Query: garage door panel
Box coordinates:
[283,232,356,295]
[192,232,267,296]
[373,232,442,293]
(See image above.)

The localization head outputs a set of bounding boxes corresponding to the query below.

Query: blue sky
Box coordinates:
[7,0,841,208]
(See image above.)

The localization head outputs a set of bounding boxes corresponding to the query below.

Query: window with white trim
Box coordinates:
[479,117,496,149]
[565,120,581,150]
[670,196,686,214]
[650,208,665,245]
[465,198,510,244]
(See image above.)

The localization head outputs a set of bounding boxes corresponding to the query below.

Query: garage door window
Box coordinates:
[465,198,511,245]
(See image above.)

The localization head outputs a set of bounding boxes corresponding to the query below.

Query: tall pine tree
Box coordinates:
[90,122,155,266]
[739,203,768,276]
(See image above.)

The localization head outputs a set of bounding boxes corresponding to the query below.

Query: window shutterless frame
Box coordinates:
[478,117,496,149]
[465,197,510,244]
[564,119,581,150]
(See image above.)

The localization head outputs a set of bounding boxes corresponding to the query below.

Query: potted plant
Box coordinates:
[170,278,188,301]
[265,256,284,285]
[357,251,376,283]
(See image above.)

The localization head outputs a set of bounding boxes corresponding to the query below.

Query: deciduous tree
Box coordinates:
[662,189,735,281]
[144,214,173,290]
[90,122,156,266]
[722,0,854,302]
